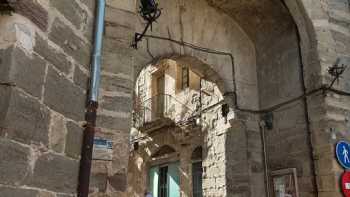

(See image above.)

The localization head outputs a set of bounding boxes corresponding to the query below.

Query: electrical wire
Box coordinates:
[135,34,350,114]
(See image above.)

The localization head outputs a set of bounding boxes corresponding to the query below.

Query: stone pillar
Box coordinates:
[88,1,138,196]
[179,144,193,197]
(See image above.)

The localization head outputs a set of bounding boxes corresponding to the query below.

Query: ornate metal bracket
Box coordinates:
[0,0,15,15]
[132,0,161,49]
[328,58,348,89]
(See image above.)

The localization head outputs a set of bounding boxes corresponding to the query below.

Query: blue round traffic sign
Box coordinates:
[336,141,350,169]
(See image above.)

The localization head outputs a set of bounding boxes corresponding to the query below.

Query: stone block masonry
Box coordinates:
[0,0,94,196]
[0,0,349,197]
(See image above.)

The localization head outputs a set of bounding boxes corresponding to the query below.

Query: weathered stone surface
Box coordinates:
[0,47,13,81]
[34,35,72,75]
[96,115,131,131]
[2,47,46,98]
[0,86,11,125]
[11,0,48,31]
[105,6,136,28]
[106,0,136,12]
[65,121,83,159]
[49,112,67,153]
[44,67,86,121]
[90,173,108,192]
[101,49,133,76]
[109,172,127,192]
[3,89,50,145]
[100,75,132,94]
[50,0,87,30]
[100,95,132,113]
[0,186,38,197]
[0,138,31,185]
[56,194,74,197]
[80,0,96,13]
[73,66,89,90]
[49,18,91,68]
[26,153,79,193]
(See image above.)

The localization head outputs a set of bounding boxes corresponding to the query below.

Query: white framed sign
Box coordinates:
[271,168,299,197]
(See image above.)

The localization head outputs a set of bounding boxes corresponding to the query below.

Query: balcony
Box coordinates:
[133,94,197,130]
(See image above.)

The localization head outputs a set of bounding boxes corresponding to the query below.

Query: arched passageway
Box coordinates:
[123,0,320,196]
[0,0,348,197]
[94,0,346,197]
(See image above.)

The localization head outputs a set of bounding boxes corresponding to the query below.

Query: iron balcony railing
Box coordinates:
[133,94,197,128]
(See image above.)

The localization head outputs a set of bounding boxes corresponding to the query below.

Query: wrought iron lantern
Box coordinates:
[132,0,161,48]
[0,0,14,15]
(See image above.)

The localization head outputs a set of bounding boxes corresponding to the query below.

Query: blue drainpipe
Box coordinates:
[78,1,106,197]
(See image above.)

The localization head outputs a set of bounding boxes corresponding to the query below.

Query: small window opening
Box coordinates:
[182,66,189,89]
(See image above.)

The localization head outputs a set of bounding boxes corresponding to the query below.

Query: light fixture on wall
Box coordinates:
[132,0,161,49]
[0,0,14,15]
[328,57,348,89]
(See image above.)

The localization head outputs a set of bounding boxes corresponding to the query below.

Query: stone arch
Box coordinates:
[103,0,336,196]
[133,0,259,110]
[151,145,177,158]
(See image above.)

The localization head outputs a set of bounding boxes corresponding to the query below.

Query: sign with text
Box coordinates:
[336,141,350,169]
[92,138,113,161]
[342,171,350,197]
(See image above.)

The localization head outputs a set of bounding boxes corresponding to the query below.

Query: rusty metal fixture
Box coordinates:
[77,0,106,196]
[328,59,348,89]
[132,0,161,49]
[0,0,15,15]
[78,101,98,197]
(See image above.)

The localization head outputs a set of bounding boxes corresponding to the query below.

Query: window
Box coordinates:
[182,66,189,89]
[192,162,203,197]
[159,166,168,197]
[192,147,203,197]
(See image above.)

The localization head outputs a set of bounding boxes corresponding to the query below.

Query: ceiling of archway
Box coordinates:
[206,0,295,45]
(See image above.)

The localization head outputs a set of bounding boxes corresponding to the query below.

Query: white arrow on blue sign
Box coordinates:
[336,141,350,169]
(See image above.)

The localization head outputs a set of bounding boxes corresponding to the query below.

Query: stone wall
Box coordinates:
[0,0,349,196]
[0,0,94,196]
[304,0,350,196]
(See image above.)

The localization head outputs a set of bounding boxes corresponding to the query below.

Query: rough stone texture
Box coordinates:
[90,173,108,192]
[26,153,80,193]
[49,112,67,153]
[100,95,132,113]
[34,35,73,75]
[0,0,349,196]
[0,138,31,186]
[100,75,133,94]
[0,186,39,197]
[96,115,131,131]
[73,65,89,90]
[65,121,83,159]
[49,18,91,68]
[2,88,50,145]
[11,0,48,31]
[50,0,87,30]
[44,67,86,121]
[1,46,46,98]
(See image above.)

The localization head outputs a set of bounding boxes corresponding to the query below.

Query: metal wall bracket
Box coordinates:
[132,0,161,49]
[0,0,14,15]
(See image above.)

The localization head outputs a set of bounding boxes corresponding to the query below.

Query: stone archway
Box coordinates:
[96,0,344,196]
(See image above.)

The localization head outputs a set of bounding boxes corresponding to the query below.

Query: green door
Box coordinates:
[149,162,180,197]
[167,162,180,197]
[149,166,159,197]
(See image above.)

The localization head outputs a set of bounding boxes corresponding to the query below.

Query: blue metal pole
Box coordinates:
[78,1,105,197]
[89,0,106,102]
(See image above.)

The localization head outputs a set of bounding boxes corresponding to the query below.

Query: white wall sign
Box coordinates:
[92,138,113,161]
